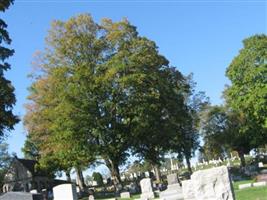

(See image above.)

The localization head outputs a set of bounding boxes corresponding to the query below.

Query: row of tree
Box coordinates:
[200,35,267,167]
[0,0,266,191]
[21,15,267,190]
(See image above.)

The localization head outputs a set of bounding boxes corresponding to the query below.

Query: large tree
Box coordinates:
[24,14,190,189]
[223,34,267,165]
[0,0,19,140]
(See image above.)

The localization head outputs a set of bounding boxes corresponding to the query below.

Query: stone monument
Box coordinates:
[159,173,183,200]
[182,180,195,200]
[190,166,235,200]
[0,192,43,200]
[53,184,78,200]
[120,191,131,198]
[140,178,154,200]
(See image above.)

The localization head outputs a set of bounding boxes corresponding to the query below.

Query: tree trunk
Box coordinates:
[75,167,86,192]
[66,170,71,182]
[238,150,246,167]
[153,164,161,183]
[185,155,193,174]
[105,159,121,192]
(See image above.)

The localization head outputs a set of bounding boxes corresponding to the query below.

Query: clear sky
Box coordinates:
[3,0,267,159]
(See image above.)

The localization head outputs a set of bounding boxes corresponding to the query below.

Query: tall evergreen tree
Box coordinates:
[0,0,19,140]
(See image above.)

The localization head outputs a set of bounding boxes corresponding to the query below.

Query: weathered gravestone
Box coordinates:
[182,180,195,200]
[120,192,131,198]
[140,178,154,200]
[160,173,183,200]
[53,184,78,200]
[190,166,235,200]
[0,192,43,200]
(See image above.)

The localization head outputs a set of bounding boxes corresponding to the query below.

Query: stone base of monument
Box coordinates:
[140,192,155,200]
[0,192,43,200]
[159,183,183,200]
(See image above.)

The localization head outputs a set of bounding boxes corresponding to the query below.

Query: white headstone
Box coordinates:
[30,189,38,194]
[191,166,235,200]
[258,162,264,168]
[120,192,131,198]
[140,178,154,200]
[238,183,252,190]
[253,182,266,187]
[53,184,78,200]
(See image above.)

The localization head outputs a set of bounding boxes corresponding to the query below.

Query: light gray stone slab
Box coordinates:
[53,184,78,200]
[253,182,266,187]
[120,192,131,198]
[140,178,154,200]
[238,183,252,190]
[0,192,43,200]
[167,174,179,185]
[182,180,195,200]
[191,166,235,200]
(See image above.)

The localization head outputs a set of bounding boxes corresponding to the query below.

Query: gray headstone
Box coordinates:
[160,173,183,200]
[0,192,43,200]
[140,178,154,200]
[191,166,235,200]
[167,174,179,185]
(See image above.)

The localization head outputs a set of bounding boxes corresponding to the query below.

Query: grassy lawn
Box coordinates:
[235,186,267,200]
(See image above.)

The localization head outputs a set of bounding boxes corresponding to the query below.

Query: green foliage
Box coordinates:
[225,34,267,135]
[92,172,104,186]
[0,0,19,139]
[24,14,191,186]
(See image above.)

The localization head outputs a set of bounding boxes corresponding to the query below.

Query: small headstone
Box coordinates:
[120,192,131,198]
[253,182,266,187]
[191,166,235,200]
[182,180,195,200]
[140,178,154,200]
[258,162,264,168]
[53,184,78,200]
[238,183,252,189]
[88,195,94,200]
[160,173,183,200]
[167,173,179,185]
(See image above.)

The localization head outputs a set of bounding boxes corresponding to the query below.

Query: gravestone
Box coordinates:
[253,182,266,187]
[0,192,43,200]
[140,178,154,200]
[88,195,94,200]
[258,162,264,168]
[182,180,195,200]
[160,173,183,200]
[238,183,252,190]
[191,166,235,200]
[53,184,78,200]
[120,192,131,198]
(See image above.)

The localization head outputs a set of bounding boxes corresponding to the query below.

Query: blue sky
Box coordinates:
[3,0,267,159]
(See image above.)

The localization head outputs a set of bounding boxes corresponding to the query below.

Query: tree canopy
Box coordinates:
[24,14,190,188]
[0,0,19,140]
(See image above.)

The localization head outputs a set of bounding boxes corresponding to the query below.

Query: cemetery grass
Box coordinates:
[235,186,267,200]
